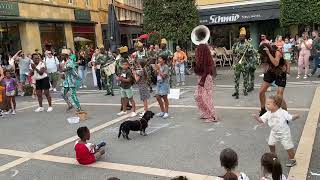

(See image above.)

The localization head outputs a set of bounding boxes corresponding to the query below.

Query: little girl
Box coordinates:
[216,148,250,180]
[260,153,287,180]
[2,70,17,115]
[132,59,150,117]
[155,55,170,119]
[252,95,299,167]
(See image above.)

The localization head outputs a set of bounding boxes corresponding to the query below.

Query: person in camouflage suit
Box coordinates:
[158,38,173,87]
[232,27,257,99]
[95,47,115,96]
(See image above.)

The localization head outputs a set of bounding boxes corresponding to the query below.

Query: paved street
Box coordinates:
[0,67,319,180]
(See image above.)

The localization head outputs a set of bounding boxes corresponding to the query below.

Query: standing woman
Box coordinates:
[60,49,82,112]
[30,53,53,112]
[77,50,89,88]
[194,44,217,122]
[297,33,313,79]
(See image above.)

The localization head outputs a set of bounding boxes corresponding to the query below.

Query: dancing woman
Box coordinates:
[259,43,287,116]
[194,44,217,122]
[60,49,82,112]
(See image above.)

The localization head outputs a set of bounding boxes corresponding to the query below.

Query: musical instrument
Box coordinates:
[102,61,116,76]
[234,39,253,66]
[191,25,210,45]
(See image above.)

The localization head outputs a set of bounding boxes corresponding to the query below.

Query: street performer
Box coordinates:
[96,46,115,96]
[232,27,257,99]
[258,43,287,116]
[158,38,173,87]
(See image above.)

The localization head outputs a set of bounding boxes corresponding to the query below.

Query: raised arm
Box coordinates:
[265,49,281,67]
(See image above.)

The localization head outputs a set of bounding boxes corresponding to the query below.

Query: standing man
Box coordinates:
[132,41,148,64]
[96,47,115,96]
[232,27,256,99]
[311,30,320,77]
[158,39,173,87]
[44,50,60,92]
[12,50,31,96]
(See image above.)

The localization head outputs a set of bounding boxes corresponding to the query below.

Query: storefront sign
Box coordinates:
[0,1,19,16]
[199,2,280,25]
[74,10,91,21]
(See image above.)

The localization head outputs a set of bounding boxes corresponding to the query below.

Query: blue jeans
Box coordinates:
[311,54,320,75]
[175,63,185,84]
[78,66,87,86]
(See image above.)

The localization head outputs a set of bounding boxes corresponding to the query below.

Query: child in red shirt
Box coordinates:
[74,126,106,165]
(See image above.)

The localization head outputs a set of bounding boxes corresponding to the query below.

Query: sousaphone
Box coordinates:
[191,25,210,45]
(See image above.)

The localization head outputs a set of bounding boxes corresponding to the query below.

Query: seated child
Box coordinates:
[74,126,106,165]
[260,153,287,180]
[252,95,299,167]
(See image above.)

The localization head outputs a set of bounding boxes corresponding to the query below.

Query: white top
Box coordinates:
[260,108,293,133]
[215,172,250,180]
[261,174,287,180]
[30,62,47,80]
[44,56,59,73]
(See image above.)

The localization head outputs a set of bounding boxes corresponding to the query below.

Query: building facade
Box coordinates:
[0,0,143,55]
[101,0,144,50]
[196,0,283,49]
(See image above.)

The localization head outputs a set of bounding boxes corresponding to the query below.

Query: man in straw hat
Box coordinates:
[96,45,115,96]
[232,27,257,99]
[60,48,82,112]
[132,41,148,64]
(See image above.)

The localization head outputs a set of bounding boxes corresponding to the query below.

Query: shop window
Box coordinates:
[72,24,96,51]
[0,23,21,56]
[39,23,66,51]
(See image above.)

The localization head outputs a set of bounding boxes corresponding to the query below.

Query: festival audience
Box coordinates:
[44,50,60,92]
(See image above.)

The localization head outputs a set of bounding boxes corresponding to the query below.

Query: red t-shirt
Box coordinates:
[74,141,96,165]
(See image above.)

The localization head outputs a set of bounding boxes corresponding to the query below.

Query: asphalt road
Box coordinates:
[0,67,319,180]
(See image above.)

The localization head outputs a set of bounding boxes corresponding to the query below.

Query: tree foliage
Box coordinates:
[280,0,320,26]
[143,0,199,44]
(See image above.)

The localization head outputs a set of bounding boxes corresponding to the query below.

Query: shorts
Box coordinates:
[5,90,15,97]
[36,77,50,90]
[48,72,59,82]
[263,70,286,87]
[120,87,133,98]
[155,82,169,96]
[284,53,292,61]
[268,130,294,150]
[19,74,27,83]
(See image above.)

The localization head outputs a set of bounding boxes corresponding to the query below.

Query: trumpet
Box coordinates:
[236,39,253,65]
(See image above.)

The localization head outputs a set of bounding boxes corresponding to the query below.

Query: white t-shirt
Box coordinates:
[44,56,59,73]
[215,172,250,180]
[262,174,287,180]
[260,108,293,133]
[30,62,47,80]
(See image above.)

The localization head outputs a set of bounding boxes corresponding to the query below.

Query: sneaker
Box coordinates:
[163,113,169,119]
[259,74,264,77]
[303,75,308,79]
[176,83,180,87]
[130,112,137,117]
[53,88,57,92]
[182,82,185,86]
[35,107,45,112]
[3,109,12,115]
[79,86,83,89]
[11,110,16,115]
[157,112,165,117]
[296,75,301,79]
[286,159,297,167]
[49,87,53,91]
[83,85,87,88]
[47,107,53,112]
[117,111,127,116]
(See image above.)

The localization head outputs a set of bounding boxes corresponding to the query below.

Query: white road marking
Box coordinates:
[16,99,64,112]
[147,123,170,134]
[219,141,225,145]
[207,128,215,132]
[10,169,19,177]
[310,172,320,176]
[225,133,231,137]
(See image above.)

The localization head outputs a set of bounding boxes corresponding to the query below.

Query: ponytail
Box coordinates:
[261,153,283,180]
[224,171,238,180]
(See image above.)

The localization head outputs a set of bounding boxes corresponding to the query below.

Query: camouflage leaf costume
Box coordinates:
[232,40,258,98]
[96,53,114,94]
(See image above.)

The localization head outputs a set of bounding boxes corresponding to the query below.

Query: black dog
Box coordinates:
[118,111,154,140]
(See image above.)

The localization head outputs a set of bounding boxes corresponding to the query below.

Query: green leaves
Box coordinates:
[280,0,320,26]
[143,0,199,44]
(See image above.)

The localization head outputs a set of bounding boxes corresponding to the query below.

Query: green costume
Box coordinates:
[232,40,257,98]
[61,59,82,110]
[96,53,114,95]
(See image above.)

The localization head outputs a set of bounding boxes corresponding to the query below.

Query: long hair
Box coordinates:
[261,153,283,180]
[194,44,215,77]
